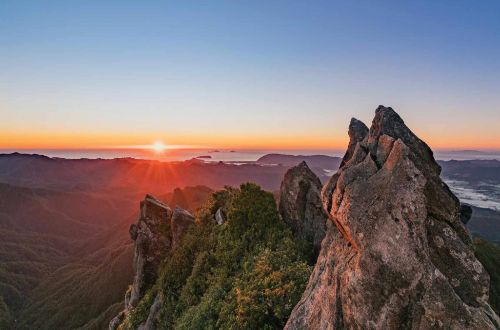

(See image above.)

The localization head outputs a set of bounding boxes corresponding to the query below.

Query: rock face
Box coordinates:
[110,195,194,330]
[279,161,327,254]
[128,195,173,308]
[286,106,500,329]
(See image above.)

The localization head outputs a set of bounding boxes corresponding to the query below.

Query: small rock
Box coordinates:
[215,208,226,225]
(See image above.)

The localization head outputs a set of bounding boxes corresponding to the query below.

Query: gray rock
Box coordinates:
[340,117,369,168]
[286,106,500,329]
[108,311,125,330]
[138,293,163,330]
[128,195,172,309]
[215,208,226,225]
[279,161,327,255]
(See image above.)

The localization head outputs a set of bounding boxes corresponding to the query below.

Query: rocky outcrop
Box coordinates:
[110,194,194,330]
[286,106,500,329]
[215,208,226,225]
[127,195,172,308]
[109,311,126,330]
[279,161,327,254]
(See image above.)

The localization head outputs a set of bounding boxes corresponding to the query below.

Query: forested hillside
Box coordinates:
[0,177,215,329]
[118,184,313,329]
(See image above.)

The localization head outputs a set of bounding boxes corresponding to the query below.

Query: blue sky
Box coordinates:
[1,1,499,149]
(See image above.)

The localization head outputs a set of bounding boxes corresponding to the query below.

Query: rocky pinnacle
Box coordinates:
[285,106,500,329]
[109,195,194,330]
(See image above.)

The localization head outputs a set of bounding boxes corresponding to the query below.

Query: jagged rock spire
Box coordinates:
[286,106,500,329]
[279,161,327,255]
[110,195,194,330]
[340,117,369,168]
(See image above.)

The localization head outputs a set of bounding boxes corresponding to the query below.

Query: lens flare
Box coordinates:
[151,140,167,153]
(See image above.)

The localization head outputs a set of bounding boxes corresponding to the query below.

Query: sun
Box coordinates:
[151,140,167,153]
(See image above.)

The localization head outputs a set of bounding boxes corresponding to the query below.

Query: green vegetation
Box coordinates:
[0,296,12,329]
[17,241,133,330]
[474,239,500,315]
[0,228,72,319]
[0,225,134,330]
[122,183,312,329]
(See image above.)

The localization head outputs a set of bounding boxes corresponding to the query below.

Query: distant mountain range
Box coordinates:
[434,149,500,160]
[444,150,500,155]
[256,153,341,170]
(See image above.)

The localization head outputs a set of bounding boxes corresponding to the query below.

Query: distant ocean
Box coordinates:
[1,149,500,162]
[0,148,345,162]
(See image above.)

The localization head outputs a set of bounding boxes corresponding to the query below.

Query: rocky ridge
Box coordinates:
[110,195,194,330]
[286,106,500,329]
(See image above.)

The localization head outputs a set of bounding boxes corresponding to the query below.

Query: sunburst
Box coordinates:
[151,140,167,153]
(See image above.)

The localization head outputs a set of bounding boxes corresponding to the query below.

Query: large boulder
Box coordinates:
[286,106,500,329]
[279,161,327,255]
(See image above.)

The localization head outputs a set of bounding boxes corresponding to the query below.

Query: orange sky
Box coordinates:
[1,129,499,151]
[0,131,345,150]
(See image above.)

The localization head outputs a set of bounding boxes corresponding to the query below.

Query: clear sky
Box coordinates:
[1,1,499,150]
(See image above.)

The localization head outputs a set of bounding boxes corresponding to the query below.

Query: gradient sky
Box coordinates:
[1,1,499,150]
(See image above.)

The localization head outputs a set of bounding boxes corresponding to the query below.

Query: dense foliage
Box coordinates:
[0,180,139,329]
[0,225,134,330]
[474,239,500,315]
[122,183,312,329]
[0,296,11,329]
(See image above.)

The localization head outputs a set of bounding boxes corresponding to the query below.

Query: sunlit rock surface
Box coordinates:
[286,106,500,329]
